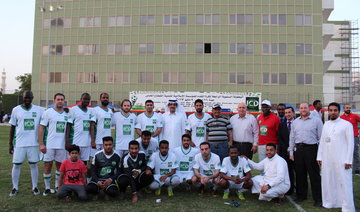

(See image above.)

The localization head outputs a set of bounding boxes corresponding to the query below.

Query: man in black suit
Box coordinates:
[277,106,295,195]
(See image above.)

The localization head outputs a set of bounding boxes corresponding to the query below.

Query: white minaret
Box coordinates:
[1,69,6,94]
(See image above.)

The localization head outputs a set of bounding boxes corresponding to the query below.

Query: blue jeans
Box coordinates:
[210,142,228,162]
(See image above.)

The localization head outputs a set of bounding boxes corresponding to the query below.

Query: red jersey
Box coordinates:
[257,112,280,145]
[59,159,87,185]
[340,113,360,136]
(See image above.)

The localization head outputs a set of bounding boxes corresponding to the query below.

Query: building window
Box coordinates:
[195,72,203,83]
[108,16,131,26]
[196,14,220,25]
[196,43,219,54]
[229,72,253,84]
[162,72,187,84]
[62,72,69,83]
[139,44,154,54]
[106,72,129,83]
[203,72,220,84]
[77,72,98,83]
[108,44,131,55]
[138,72,154,83]
[78,44,100,55]
[229,43,253,55]
[139,15,155,25]
[296,44,312,55]
[263,73,287,85]
[42,45,70,56]
[229,14,253,25]
[163,15,187,25]
[262,43,287,55]
[295,14,312,26]
[79,17,101,27]
[43,18,71,28]
[163,43,187,54]
[262,14,286,25]
[296,73,312,85]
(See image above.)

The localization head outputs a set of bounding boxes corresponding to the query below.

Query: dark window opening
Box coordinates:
[204,43,211,54]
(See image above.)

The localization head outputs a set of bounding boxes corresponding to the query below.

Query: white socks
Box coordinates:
[43,173,51,190]
[29,164,38,190]
[55,171,60,188]
[11,164,21,190]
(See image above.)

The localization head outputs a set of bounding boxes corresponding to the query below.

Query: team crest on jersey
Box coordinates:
[210,164,215,169]
[152,119,156,124]
[89,114,93,119]
[64,116,68,121]
[238,167,242,173]
[130,119,134,124]
[32,112,37,117]
[168,162,172,167]
[112,161,116,166]
[189,157,193,161]
[139,161,142,166]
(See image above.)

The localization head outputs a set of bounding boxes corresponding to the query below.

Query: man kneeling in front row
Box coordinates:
[86,136,121,199]
[245,143,290,203]
[219,146,253,200]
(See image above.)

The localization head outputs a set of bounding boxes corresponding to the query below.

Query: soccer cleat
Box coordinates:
[155,188,161,196]
[222,192,229,200]
[211,188,217,197]
[43,189,51,196]
[32,187,40,196]
[237,192,245,200]
[167,188,174,197]
[9,188,18,197]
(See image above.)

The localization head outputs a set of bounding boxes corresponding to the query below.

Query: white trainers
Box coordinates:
[32,187,40,196]
[9,188,18,197]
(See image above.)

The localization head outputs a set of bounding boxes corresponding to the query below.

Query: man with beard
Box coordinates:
[39,93,70,195]
[340,104,360,175]
[277,103,286,123]
[92,93,113,157]
[66,93,96,164]
[186,99,212,147]
[135,100,163,141]
[136,130,158,161]
[317,102,355,211]
[9,91,44,196]
[113,99,137,158]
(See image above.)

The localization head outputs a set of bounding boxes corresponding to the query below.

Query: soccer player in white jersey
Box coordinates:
[39,93,70,196]
[147,140,180,196]
[135,100,163,141]
[113,99,137,158]
[66,93,96,163]
[192,142,221,196]
[219,146,253,200]
[8,91,44,196]
[173,134,199,188]
[186,99,211,147]
[136,130,158,161]
[92,93,113,157]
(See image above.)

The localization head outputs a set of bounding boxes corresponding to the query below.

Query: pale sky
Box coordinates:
[0,0,359,93]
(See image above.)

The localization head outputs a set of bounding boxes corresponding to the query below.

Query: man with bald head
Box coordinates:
[289,103,323,207]
[230,103,258,159]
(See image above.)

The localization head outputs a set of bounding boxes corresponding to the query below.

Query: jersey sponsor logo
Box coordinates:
[56,121,66,133]
[160,169,170,175]
[203,170,213,176]
[123,124,132,135]
[168,162,172,167]
[24,119,35,130]
[100,166,112,176]
[32,112,37,117]
[196,127,205,137]
[260,125,268,136]
[231,175,239,178]
[145,125,155,133]
[83,120,91,131]
[179,161,189,171]
[104,118,111,129]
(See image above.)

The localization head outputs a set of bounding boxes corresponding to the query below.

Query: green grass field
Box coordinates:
[0,125,358,211]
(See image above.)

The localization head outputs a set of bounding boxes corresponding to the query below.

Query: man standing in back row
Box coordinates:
[135,100,163,141]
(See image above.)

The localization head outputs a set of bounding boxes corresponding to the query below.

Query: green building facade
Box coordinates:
[32,0,332,107]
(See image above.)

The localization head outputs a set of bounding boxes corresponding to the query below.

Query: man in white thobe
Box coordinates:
[161,99,187,150]
[246,143,290,202]
[317,102,355,212]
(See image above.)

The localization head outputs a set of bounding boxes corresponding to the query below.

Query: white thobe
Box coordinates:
[317,118,355,212]
[161,112,187,150]
[248,154,290,201]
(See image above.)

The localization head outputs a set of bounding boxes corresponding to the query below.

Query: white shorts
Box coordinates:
[228,181,246,192]
[153,174,180,187]
[13,146,40,164]
[177,171,194,181]
[42,149,67,163]
[90,144,103,157]
[79,146,91,161]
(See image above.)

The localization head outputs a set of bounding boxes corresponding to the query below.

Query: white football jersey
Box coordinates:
[9,104,44,147]
[112,112,137,150]
[136,137,158,160]
[68,106,96,147]
[93,106,113,145]
[173,146,200,173]
[147,151,178,176]
[186,113,212,147]
[135,112,163,140]
[40,108,70,149]
[220,156,251,178]
[193,152,221,176]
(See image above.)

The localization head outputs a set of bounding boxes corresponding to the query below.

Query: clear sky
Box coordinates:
[0,0,359,93]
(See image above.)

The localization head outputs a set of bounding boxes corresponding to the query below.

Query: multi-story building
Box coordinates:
[31,0,334,107]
